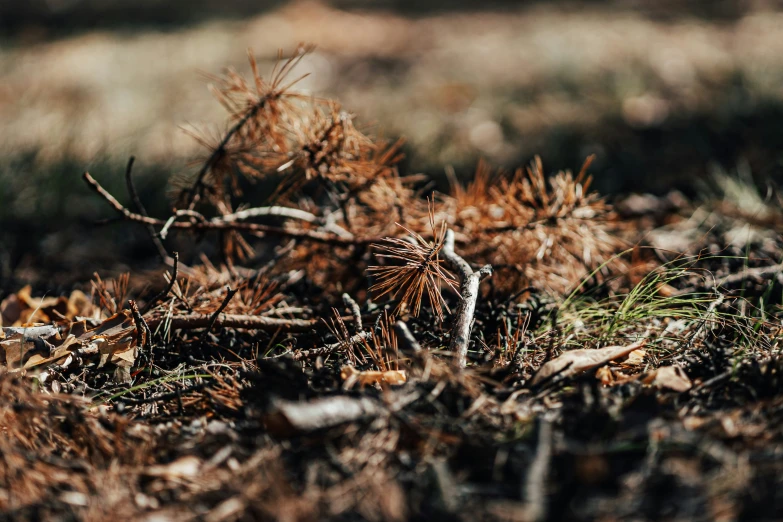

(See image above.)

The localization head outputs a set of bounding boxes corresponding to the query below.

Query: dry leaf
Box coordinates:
[1,310,138,376]
[531,339,646,386]
[341,365,407,389]
[624,348,647,367]
[0,286,92,327]
[644,365,692,392]
[595,366,614,385]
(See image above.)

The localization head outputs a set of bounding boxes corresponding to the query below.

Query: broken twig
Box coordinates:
[83,172,371,246]
[441,229,492,368]
[293,331,372,361]
[140,252,181,315]
[199,287,238,347]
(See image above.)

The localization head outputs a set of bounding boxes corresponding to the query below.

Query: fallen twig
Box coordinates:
[124,156,169,261]
[521,418,553,522]
[140,252,181,315]
[677,262,783,295]
[293,331,372,361]
[393,320,422,354]
[146,313,317,333]
[128,300,151,350]
[342,293,363,332]
[199,287,238,347]
[83,172,371,246]
[264,395,383,436]
[441,229,492,368]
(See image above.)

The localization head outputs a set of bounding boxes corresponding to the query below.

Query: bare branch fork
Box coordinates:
[441,229,492,368]
[82,172,367,246]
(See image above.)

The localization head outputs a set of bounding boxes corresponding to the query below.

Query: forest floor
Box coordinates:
[2,2,783,521]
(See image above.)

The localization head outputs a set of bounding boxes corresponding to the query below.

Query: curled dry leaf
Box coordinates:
[644,365,692,392]
[595,366,614,386]
[531,339,646,387]
[623,348,647,367]
[1,286,92,327]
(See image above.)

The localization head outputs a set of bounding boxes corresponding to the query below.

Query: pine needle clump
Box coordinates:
[368,216,458,321]
[166,46,624,298]
[444,155,624,294]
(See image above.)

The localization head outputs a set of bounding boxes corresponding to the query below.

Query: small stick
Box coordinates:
[199,287,238,347]
[124,156,168,261]
[342,293,363,332]
[393,320,421,353]
[128,300,151,350]
[146,313,316,333]
[220,206,320,224]
[159,210,210,240]
[293,331,372,361]
[140,252,181,315]
[83,172,370,247]
[521,418,553,522]
[441,230,492,368]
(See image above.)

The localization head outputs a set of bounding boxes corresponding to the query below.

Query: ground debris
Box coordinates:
[2,44,783,522]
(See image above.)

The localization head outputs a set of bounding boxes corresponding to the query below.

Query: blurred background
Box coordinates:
[2,0,783,290]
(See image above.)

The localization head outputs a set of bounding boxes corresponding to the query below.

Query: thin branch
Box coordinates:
[128,300,151,350]
[293,331,372,361]
[220,206,354,240]
[140,252,181,315]
[124,156,169,261]
[83,172,371,246]
[521,418,553,522]
[393,320,422,353]
[221,206,319,224]
[441,229,492,368]
[146,313,317,333]
[199,287,238,347]
[342,293,363,332]
[159,209,210,240]
[677,262,783,295]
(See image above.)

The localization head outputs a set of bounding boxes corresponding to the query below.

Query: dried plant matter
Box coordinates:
[369,218,458,321]
[8,42,781,522]
[440,229,493,368]
[530,338,647,387]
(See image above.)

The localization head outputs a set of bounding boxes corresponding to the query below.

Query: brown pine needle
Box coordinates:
[368,220,458,321]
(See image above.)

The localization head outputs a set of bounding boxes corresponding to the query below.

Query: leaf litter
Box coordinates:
[1,46,783,521]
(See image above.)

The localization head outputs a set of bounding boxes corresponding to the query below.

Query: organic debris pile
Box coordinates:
[2,47,783,521]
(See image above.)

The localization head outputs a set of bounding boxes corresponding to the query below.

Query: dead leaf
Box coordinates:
[1,287,94,327]
[341,365,407,389]
[595,366,614,385]
[531,339,646,386]
[644,365,692,392]
[624,348,647,367]
[1,310,138,376]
